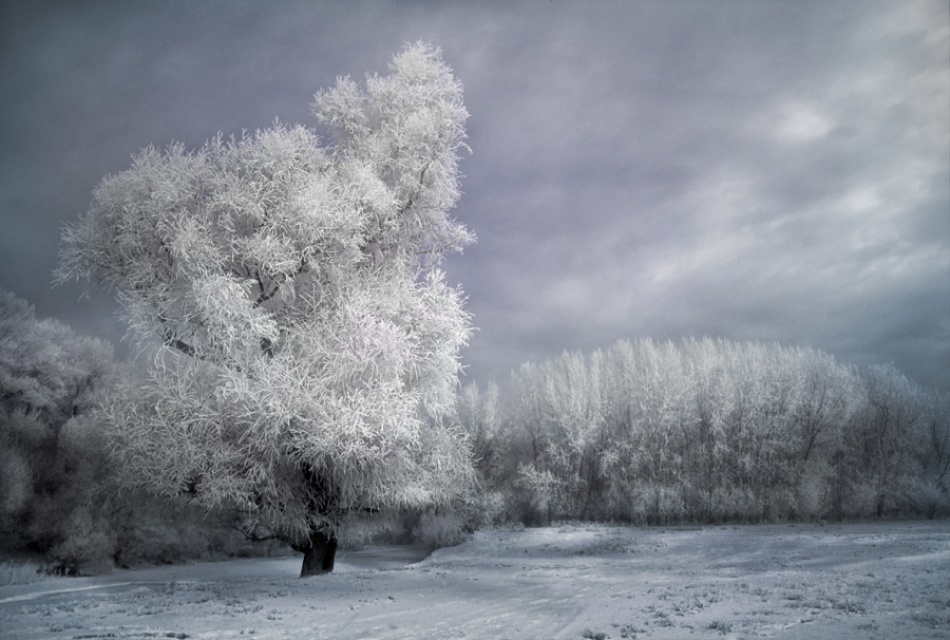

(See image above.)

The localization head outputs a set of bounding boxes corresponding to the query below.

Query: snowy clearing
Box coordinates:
[1,520,947,639]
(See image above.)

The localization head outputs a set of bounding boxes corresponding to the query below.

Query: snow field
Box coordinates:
[0,520,947,639]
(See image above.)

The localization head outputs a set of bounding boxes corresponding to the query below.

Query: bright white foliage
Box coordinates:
[461,337,948,524]
[57,44,475,541]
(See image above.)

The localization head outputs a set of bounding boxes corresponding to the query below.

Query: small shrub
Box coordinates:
[0,560,46,586]
[412,511,468,548]
[708,620,733,634]
[47,509,116,575]
[0,446,32,524]
[630,484,687,525]
[470,490,509,527]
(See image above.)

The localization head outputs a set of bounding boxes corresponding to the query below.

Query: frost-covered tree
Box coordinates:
[458,381,506,485]
[849,364,927,517]
[915,390,950,516]
[476,337,941,525]
[57,43,475,575]
[0,289,115,560]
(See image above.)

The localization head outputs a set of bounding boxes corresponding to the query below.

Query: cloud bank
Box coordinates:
[1,0,947,390]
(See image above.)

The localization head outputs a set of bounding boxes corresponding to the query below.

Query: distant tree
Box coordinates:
[503,361,556,524]
[0,289,115,564]
[916,390,950,516]
[57,43,475,576]
[851,364,927,517]
[534,349,608,520]
[458,381,506,485]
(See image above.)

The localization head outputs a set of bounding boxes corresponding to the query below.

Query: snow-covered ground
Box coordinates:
[1,520,947,639]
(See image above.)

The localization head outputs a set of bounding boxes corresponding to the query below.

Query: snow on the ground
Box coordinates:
[0,520,947,639]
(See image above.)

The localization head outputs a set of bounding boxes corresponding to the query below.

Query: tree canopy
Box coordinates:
[57,43,476,574]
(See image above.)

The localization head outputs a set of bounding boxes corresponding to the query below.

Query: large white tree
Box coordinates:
[57,43,475,575]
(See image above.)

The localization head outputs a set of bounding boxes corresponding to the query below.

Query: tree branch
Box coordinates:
[157,315,202,359]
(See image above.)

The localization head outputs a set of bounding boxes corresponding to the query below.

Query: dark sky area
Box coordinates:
[1,0,948,392]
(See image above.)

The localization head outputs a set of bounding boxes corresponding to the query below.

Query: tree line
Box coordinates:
[457,338,950,526]
[3,289,948,574]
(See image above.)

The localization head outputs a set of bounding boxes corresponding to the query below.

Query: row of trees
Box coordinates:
[3,291,947,573]
[458,338,950,526]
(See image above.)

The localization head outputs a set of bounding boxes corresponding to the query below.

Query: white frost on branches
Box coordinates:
[56,43,475,543]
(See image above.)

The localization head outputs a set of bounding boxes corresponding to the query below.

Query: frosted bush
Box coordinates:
[628,485,688,525]
[112,500,216,567]
[472,490,510,527]
[512,464,559,525]
[709,486,760,523]
[335,514,388,547]
[0,446,31,522]
[905,480,950,518]
[762,488,798,522]
[412,511,468,548]
[47,509,116,575]
[796,469,829,520]
[654,485,688,524]
[627,488,649,525]
[838,481,875,519]
[0,560,45,586]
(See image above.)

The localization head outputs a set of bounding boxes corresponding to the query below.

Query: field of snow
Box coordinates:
[1,520,947,639]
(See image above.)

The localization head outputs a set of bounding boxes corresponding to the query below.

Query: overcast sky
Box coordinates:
[1,0,948,392]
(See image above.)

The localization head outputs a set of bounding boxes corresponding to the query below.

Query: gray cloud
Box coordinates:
[1,0,947,391]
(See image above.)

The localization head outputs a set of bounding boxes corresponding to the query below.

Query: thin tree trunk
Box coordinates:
[300,528,338,577]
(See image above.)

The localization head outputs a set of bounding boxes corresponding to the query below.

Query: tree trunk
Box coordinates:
[297,465,340,576]
[300,528,338,577]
